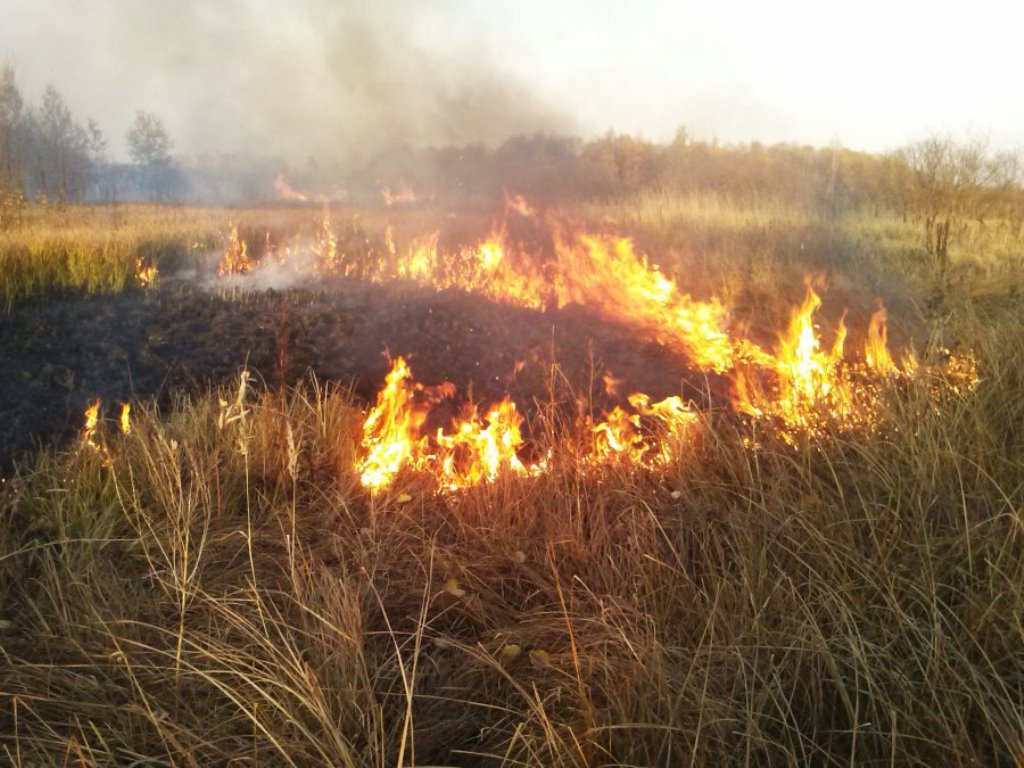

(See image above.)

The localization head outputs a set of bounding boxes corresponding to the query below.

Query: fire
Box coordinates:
[358,357,430,491]
[357,358,701,493]
[200,199,978,486]
[365,218,755,372]
[120,403,131,435]
[357,357,540,493]
[865,300,897,374]
[134,256,158,287]
[550,231,745,372]
[434,397,535,491]
[592,393,699,465]
[313,211,340,273]
[273,174,348,203]
[733,283,927,437]
[218,224,254,276]
[274,174,309,202]
[82,400,101,449]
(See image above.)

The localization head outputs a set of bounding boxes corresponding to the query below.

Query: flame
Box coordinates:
[865,300,897,373]
[218,224,254,276]
[355,358,703,493]
[731,283,930,437]
[357,357,428,492]
[592,393,699,465]
[202,198,977,480]
[134,256,158,288]
[434,397,534,491]
[274,174,310,202]
[82,400,101,448]
[274,174,348,203]
[356,358,544,493]
[377,218,756,372]
[505,193,535,217]
[120,403,131,435]
[313,211,341,273]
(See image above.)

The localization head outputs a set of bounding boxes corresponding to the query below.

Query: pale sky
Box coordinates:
[2,0,1021,160]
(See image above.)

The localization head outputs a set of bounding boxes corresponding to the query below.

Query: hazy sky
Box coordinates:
[2,0,1022,161]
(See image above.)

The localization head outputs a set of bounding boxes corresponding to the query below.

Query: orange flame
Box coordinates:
[357,358,700,493]
[82,400,101,447]
[134,256,158,288]
[120,403,131,435]
[592,393,699,465]
[382,218,757,372]
[313,212,341,273]
[865,300,897,373]
[358,357,429,492]
[357,358,542,493]
[217,224,254,276]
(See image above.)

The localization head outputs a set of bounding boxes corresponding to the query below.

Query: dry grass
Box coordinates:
[1,303,1022,765]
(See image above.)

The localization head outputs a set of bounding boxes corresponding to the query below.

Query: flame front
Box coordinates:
[201,200,977,491]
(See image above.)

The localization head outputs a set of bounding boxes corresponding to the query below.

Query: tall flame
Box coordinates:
[357,358,428,492]
[865,300,897,373]
[217,224,254,276]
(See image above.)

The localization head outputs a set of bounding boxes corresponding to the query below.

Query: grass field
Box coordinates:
[1,195,1022,765]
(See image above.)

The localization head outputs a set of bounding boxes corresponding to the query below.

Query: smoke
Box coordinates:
[2,0,570,165]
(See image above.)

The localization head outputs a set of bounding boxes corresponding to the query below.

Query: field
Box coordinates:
[1,195,1022,766]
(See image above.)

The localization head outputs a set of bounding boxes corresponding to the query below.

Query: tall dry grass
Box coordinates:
[1,303,1021,765]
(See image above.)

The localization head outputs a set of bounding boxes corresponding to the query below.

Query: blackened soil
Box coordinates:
[0,280,727,470]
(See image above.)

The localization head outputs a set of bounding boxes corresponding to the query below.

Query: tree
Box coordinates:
[126,111,172,167]
[897,136,1006,270]
[126,111,173,199]
[0,65,24,190]
[33,85,90,203]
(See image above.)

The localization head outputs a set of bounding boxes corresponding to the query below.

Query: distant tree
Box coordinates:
[126,110,172,167]
[897,136,1006,270]
[0,65,24,190]
[32,85,90,204]
[126,110,173,199]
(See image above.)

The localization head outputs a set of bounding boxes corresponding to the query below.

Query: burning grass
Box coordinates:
[1,309,1022,765]
[1,195,1022,764]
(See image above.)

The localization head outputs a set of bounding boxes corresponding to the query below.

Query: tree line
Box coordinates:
[0,65,178,223]
[3,63,1024,266]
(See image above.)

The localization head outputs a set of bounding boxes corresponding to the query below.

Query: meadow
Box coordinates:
[1,194,1022,766]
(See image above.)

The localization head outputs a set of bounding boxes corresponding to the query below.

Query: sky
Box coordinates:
[2,0,1022,162]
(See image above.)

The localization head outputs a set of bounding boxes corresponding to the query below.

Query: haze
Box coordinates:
[2,0,1021,161]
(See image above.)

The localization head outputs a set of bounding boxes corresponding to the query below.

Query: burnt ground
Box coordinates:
[0,277,729,471]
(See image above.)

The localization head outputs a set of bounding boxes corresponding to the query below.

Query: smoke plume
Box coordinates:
[3,0,569,164]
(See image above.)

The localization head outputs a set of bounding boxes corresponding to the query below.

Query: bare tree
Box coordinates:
[897,136,1006,271]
